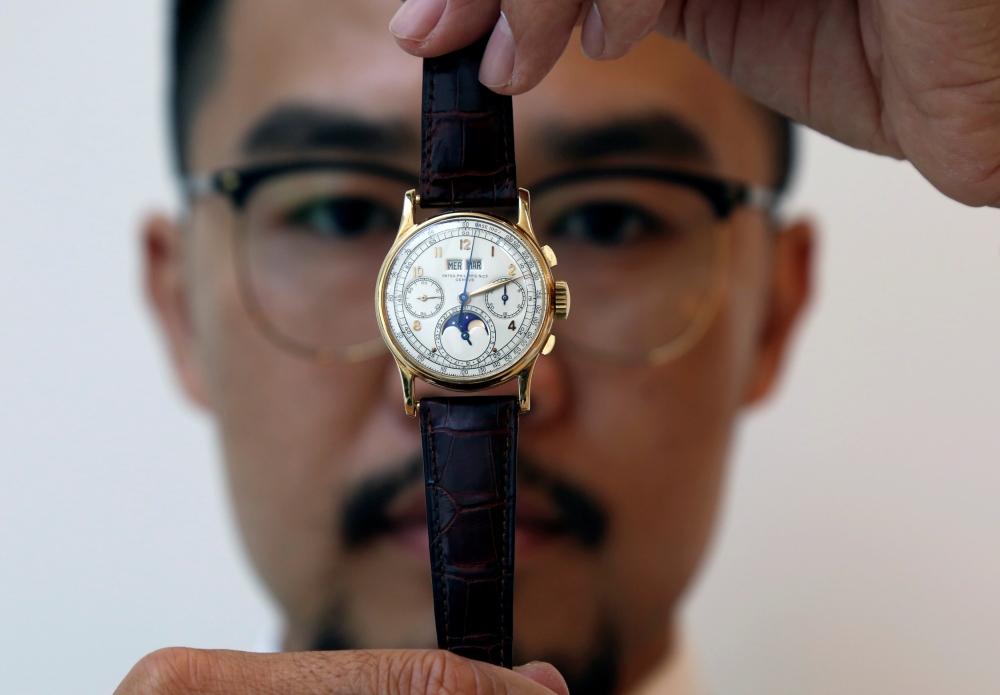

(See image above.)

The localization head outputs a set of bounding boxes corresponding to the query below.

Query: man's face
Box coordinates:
[146,0,810,691]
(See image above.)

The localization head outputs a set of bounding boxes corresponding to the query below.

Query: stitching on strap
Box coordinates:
[427,405,450,646]
[499,400,511,663]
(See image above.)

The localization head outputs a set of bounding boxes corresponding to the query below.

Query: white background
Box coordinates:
[1,3,998,694]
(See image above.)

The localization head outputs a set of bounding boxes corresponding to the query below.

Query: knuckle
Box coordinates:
[600,0,662,49]
[116,648,226,695]
[379,650,505,695]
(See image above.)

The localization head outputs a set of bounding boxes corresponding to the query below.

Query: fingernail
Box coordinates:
[514,662,570,695]
[581,3,606,59]
[480,12,515,88]
[390,0,447,42]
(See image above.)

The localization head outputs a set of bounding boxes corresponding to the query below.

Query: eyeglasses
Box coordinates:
[185,159,776,365]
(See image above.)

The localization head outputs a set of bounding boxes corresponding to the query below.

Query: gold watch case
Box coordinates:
[376,189,566,417]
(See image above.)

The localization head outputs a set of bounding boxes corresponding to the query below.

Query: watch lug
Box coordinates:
[397,190,417,239]
[516,189,537,242]
[541,334,556,356]
[517,363,535,413]
[398,364,418,417]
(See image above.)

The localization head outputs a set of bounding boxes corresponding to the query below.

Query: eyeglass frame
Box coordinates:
[183,158,780,365]
[184,159,777,216]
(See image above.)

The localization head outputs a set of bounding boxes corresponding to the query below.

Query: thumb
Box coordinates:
[514,662,571,695]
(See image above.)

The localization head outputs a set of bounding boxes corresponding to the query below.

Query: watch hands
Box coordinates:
[465,274,523,298]
[458,232,478,345]
[415,295,442,302]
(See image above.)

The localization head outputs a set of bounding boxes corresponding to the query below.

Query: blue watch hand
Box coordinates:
[458,232,477,345]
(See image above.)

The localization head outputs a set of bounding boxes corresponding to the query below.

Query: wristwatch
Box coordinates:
[375,36,570,668]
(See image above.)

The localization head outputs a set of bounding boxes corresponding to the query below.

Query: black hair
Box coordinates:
[171,0,227,175]
[169,0,795,192]
[770,110,795,195]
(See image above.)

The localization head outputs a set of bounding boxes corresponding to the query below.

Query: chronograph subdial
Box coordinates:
[403,278,445,318]
[483,280,526,319]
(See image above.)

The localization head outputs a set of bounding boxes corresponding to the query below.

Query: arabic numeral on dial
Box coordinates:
[508,264,517,276]
[508,320,516,331]
[461,369,469,376]
[413,320,421,331]
[412,266,424,278]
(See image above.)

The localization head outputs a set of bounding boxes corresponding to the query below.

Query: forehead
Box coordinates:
[191,0,773,184]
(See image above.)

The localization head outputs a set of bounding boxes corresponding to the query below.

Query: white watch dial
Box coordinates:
[382,215,548,382]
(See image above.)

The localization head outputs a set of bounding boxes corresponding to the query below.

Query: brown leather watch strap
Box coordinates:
[420,396,518,668]
[420,36,518,208]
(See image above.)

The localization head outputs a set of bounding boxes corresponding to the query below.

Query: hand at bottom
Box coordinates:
[114,648,569,695]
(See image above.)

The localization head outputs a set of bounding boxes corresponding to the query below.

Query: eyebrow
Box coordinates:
[545,114,714,164]
[241,105,418,157]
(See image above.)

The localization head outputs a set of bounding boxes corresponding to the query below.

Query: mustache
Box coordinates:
[341,453,608,551]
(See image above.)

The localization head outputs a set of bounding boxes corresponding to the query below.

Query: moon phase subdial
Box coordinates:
[435,307,496,362]
[484,280,526,319]
[404,278,445,318]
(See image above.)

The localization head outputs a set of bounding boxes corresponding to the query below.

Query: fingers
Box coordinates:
[114,647,567,695]
[582,0,667,60]
[391,0,583,94]
[514,662,571,695]
[482,0,584,93]
[391,0,501,57]
[389,0,670,95]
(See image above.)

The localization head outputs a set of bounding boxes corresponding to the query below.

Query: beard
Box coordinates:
[304,452,617,695]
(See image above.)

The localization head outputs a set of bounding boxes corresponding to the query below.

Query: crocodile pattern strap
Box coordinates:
[420,396,518,668]
[420,35,518,208]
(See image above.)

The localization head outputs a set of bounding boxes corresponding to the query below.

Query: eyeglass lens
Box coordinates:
[234,168,728,362]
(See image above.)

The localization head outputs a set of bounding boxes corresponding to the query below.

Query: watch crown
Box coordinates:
[554,281,571,320]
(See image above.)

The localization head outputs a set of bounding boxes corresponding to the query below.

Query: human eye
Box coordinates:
[548,202,662,245]
[284,196,397,239]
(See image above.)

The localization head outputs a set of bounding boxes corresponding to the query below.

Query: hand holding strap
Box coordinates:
[420,396,518,668]
[420,36,518,208]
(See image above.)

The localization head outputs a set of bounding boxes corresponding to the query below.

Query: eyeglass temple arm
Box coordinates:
[744,185,778,211]
[183,174,216,200]
[182,170,246,207]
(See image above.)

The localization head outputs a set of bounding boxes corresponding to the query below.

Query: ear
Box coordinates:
[143,212,212,409]
[744,218,815,405]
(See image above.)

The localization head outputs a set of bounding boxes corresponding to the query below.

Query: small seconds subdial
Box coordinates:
[484,279,526,319]
[404,278,445,318]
